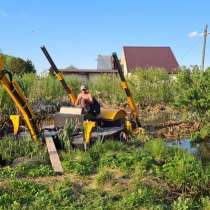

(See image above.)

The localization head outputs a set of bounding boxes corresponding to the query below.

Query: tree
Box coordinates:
[3,55,36,75]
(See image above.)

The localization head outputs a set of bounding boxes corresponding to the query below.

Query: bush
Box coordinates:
[191,124,210,143]
[129,68,174,106]
[143,139,167,161]
[174,68,210,119]
[4,54,36,75]
[161,147,209,189]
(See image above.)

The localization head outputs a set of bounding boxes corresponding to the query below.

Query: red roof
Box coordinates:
[123,46,179,73]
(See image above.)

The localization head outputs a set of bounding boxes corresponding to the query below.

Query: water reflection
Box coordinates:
[167,139,210,165]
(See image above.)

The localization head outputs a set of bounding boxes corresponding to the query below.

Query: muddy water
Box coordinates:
[167,139,210,165]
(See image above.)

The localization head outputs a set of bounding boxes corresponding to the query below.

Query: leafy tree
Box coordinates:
[3,54,36,75]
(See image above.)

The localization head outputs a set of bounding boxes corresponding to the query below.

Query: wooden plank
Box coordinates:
[59,106,82,114]
[54,113,83,127]
[45,136,63,175]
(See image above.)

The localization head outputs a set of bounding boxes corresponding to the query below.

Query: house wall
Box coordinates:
[120,49,128,76]
[63,72,117,82]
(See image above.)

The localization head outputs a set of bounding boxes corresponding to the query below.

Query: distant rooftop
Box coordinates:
[123,46,179,73]
[97,55,112,70]
[60,68,117,74]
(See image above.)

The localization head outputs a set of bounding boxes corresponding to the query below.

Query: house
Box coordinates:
[59,46,179,81]
[59,55,116,81]
[97,55,112,70]
[121,46,179,75]
[60,68,117,81]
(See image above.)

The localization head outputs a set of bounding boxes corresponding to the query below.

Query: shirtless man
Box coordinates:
[75,85,93,113]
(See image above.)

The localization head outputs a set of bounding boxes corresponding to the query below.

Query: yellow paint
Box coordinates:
[127,97,139,118]
[12,80,34,117]
[54,71,77,104]
[125,120,132,133]
[55,72,64,81]
[100,108,127,121]
[120,81,128,89]
[68,93,77,105]
[10,115,20,135]
[0,68,38,141]
[83,121,96,144]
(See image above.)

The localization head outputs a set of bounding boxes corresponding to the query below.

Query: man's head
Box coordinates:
[80,84,88,92]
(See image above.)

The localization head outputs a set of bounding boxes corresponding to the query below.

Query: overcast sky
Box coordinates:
[0,0,209,72]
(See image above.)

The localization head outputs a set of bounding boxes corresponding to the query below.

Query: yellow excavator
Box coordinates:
[41,47,141,148]
[0,49,141,172]
[0,48,141,147]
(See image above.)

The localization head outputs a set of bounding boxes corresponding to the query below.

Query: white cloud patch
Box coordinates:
[0,9,8,17]
[188,31,204,38]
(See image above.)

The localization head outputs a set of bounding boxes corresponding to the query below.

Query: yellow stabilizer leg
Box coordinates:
[10,115,20,135]
[0,55,39,141]
[83,121,96,145]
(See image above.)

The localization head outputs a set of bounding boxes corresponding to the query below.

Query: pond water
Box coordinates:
[167,139,210,165]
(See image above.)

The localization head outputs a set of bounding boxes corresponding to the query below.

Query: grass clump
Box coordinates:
[191,124,210,143]
[171,196,194,210]
[0,164,53,180]
[96,169,114,185]
[62,151,97,176]
[58,119,77,151]
[0,135,48,164]
[143,139,167,161]
[161,147,209,189]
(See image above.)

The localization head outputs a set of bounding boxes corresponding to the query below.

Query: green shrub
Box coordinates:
[161,147,209,189]
[174,68,210,119]
[89,74,125,106]
[143,139,167,161]
[129,68,174,106]
[191,124,210,143]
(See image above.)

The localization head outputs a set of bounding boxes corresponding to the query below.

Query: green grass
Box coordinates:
[0,138,209,209]
[0,135,48,164]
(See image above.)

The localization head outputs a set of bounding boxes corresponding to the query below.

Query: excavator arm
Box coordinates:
[41,46,77,105]
[112,52,141,127]
[0,55,39,140]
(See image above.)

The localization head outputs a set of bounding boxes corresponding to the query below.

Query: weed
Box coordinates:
[143,139,167,161]
[0,135,48,164]
[96,169,114,185]
[161,147,209,189]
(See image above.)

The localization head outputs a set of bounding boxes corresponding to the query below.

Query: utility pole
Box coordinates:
[201,24,208,70]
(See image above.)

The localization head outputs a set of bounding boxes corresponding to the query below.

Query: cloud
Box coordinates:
[188,31,204,38]
[188,31,198,37]
[0,9,8,17]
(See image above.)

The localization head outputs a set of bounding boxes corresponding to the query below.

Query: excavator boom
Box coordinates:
[112,52,141,126]
[41,46,76,105]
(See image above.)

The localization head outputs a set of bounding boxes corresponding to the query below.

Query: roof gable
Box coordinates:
[123,46,179,73]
